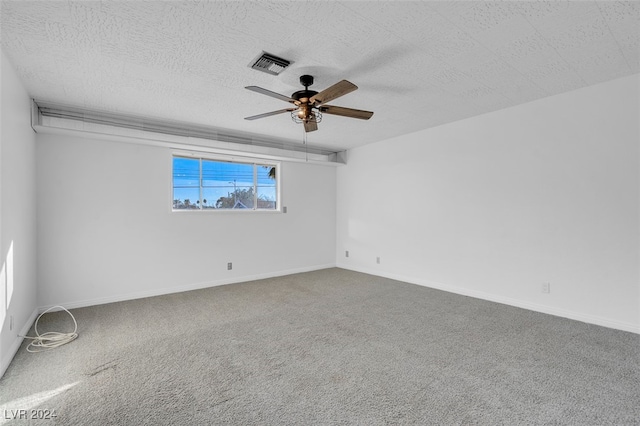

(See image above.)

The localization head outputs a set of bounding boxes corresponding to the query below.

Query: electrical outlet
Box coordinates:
[227,262,233,270]
[376,257,380,264]
[345,250,349,258]
[10,315,13,331]
[282,206,287,213]
[541,282,550,294]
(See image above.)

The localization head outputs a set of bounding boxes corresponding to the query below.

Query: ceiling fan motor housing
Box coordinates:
[291,89,318,102]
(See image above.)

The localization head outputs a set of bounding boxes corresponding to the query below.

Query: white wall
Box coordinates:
[337,74,639,333]
[0,50,38,376]
[36,133,336,308]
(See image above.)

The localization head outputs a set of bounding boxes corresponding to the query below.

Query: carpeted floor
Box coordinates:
[1,268,638,425]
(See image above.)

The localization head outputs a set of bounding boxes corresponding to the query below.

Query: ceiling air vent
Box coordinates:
[249,51,291,75]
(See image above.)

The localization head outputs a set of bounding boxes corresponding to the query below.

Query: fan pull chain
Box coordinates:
[303,127,308,162]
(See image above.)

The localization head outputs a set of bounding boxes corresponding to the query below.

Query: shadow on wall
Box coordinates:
[1,241,15,337]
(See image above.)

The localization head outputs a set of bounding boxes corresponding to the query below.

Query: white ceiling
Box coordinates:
[1,1,639,152]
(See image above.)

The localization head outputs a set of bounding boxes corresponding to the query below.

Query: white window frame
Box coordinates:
[171,152,281,212]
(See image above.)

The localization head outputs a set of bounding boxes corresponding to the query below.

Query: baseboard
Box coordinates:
[0,307,38,379]
[337,263,640,335]
[39,263,337,313]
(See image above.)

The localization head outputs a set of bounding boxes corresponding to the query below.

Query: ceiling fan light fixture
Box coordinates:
[291,109,322,124]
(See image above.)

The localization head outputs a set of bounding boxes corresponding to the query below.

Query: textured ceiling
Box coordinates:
[1,1,639,151]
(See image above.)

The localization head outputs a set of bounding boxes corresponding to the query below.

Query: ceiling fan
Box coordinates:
[244,75,373,132]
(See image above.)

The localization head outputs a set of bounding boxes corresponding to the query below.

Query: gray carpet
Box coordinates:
[1,268,638,425]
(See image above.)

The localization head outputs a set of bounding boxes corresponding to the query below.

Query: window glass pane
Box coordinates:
[257,165,277,209]
[203,160,254,209]
[173,157,200,209]
[201,161,229,209]
[173,156,278,211]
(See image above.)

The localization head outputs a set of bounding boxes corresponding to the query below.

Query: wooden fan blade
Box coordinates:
[245,108,295,120]
[304,119,318,132]
[245,86,297,104]
[319,105,374,120]
[309,80,358,106]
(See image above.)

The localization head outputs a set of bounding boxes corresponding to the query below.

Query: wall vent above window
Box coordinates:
[249,51,291,75]
[31,100,343,164]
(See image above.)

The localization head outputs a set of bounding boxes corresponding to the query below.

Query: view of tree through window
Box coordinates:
[172,156,277,210]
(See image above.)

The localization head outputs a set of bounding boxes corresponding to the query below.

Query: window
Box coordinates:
[172,155,278,211]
